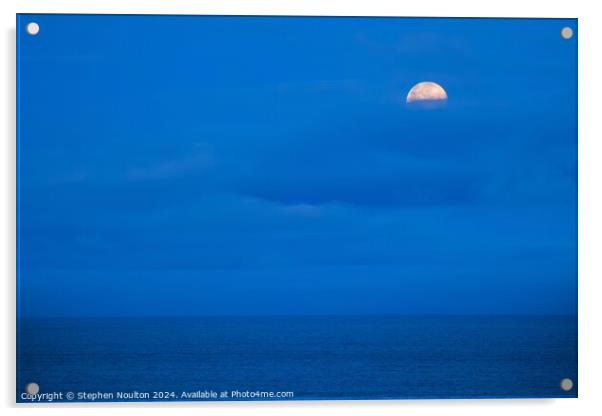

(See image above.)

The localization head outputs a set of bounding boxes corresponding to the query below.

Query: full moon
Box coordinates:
[406,81,448,103]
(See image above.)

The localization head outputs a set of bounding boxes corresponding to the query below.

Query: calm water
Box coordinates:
[17,315,577,402]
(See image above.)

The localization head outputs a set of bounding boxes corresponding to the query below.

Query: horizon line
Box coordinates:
[17,312,578,320]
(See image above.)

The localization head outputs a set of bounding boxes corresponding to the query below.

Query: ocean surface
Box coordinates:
[17,315,577,402]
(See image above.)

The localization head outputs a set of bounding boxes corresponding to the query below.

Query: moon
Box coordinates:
[406,81,448,103]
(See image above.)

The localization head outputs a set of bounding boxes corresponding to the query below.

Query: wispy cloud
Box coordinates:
[126,151,214,181]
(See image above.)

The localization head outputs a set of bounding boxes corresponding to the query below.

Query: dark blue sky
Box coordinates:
[18,15,577,317]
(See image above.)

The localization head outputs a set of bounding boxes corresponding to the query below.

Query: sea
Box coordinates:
[16,315,577,402]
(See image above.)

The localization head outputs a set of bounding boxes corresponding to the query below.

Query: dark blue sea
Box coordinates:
[17,315,577,402]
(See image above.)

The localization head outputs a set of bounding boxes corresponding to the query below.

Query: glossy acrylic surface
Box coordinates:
[16,14,577,402]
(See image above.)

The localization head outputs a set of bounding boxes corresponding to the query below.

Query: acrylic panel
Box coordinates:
[16,14,578,402]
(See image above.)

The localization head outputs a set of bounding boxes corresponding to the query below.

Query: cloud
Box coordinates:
[126,151,214,181]
[281,203,323,217]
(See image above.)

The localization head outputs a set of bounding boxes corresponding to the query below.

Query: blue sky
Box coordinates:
[18,15,577,317]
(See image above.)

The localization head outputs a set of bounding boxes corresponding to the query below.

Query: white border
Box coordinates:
[3,1,601,415]
[9,0,583,18]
